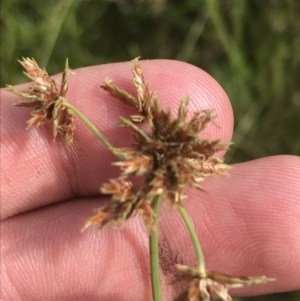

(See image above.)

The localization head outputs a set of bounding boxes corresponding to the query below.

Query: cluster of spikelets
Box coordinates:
[7,58,273,301]
[6,58,75,144]
[172,265,272,301]
[82,58,231,232]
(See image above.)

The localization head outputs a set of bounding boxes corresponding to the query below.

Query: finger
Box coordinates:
[1,60,233,219]
[1,155,299,300]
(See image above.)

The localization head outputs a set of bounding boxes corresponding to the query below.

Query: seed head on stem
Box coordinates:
[6,58,75,144]
[172,264,274,301]
[83,59,231,232]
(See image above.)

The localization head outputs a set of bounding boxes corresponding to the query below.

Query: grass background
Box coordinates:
[1,0,299,300]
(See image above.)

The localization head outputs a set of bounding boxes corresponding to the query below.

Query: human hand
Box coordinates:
[1,60,300,301]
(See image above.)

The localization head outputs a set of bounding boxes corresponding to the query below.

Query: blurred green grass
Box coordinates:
[1,0,299,300]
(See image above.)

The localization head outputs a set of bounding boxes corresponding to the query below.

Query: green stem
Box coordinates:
[120,117,152,142]
[178,205,206,274]
[62,101,115,153]
[149,196,162,301]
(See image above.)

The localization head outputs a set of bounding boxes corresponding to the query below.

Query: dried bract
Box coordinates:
[6,58,75,144]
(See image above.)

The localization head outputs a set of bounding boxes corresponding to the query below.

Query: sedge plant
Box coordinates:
[6,57,274,301]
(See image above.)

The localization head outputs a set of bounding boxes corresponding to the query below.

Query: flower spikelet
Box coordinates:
[82,178,156,232]
[100,57,156,123]
[173,265,274,301]
[81,179,135,231]
[6,58,75,144]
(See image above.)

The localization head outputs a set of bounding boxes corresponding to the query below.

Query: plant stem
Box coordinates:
[120,117,152,142]
[149,196,162,301]
[62,101,115,153]
[178,205,206,274]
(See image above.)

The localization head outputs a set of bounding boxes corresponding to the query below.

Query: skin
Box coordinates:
[1,60,300,301]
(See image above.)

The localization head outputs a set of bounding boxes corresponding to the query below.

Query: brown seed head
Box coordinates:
[173,264,274,301]
[85,60,231,231]
[7,58,75,144]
